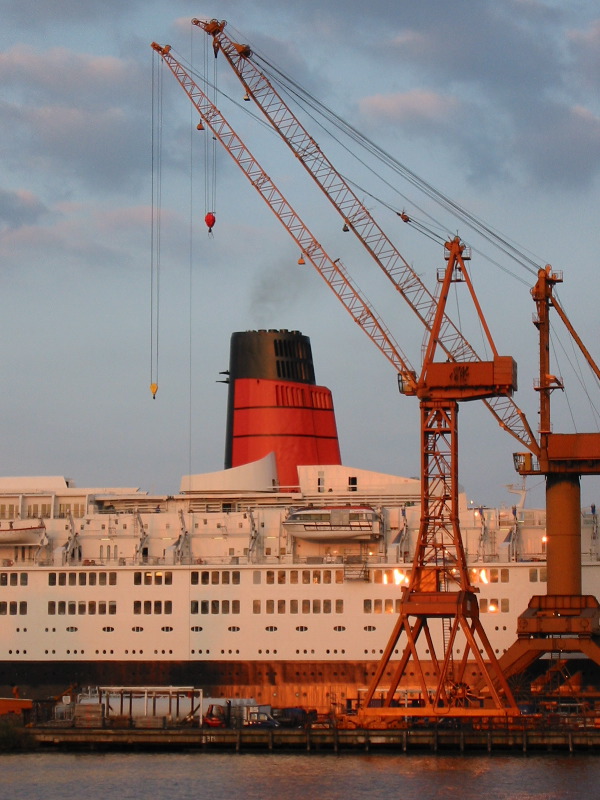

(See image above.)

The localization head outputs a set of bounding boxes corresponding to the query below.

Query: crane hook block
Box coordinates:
[150,382,158,399]
[205,212,216,233]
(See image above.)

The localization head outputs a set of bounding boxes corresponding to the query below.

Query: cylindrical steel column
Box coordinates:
[546,472,581,595]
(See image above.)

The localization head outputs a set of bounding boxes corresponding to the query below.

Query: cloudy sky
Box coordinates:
[1,1,599,511]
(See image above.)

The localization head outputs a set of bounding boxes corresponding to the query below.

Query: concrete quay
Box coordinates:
[28,724,600,754]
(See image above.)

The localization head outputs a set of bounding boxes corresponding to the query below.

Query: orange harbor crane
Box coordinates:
[499,267,600,680]
[153,20,600,716]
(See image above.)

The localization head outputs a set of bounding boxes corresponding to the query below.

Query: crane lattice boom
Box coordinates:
[151,42,416,386]
[193,17,538,458]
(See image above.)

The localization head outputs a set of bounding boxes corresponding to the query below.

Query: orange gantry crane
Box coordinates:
[358,236,520,718]
[152,31,523,716]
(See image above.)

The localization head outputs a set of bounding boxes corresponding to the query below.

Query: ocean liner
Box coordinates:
[1,329,598,710]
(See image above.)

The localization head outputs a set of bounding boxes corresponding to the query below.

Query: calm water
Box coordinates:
[0,753,598,800]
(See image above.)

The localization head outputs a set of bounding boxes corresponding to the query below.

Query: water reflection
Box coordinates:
[0,753,597,800]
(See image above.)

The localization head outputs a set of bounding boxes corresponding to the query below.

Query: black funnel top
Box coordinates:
[224,329,317,470]
[228,329,316,384]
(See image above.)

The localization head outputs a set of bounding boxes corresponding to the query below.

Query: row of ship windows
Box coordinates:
[134,571,173,586]
[47,601,192,615]
[188,599,347,614]
[18,597,505,617]
[48,571,173,587]
[15,647,360,656]
[471,568,545,584]
[7,647,511,659]
[48,601,117,615]
[0,602,27,615]
[253,599,344,614]
[31,624,348,635]
[529,568,547,582]
[194,568,544,587]
[480,598,510,613]
[23,623,388,637]
[364,599,402,614]
[14,567,550,590]
[50,626,175,635]
[0,573,28,586]
[254,570,344,585]
[192,571,240,585]
[0,503,84,518]
[362,598,510,613]
[371,568,542,585]
[134,601,172,615]
[472,568,510,584]
[12,624,391,638]
[4,644,364,656]
[37,649,174,656]
[5,594,513,619]
[191,600,240,614]
[49,572,117,586]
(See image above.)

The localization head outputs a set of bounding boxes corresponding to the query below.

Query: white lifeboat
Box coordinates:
[0,520,46,545]
[282,505,380,541]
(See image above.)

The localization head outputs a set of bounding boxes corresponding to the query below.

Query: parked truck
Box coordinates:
[203,699,279,728]
[203,700,319,729]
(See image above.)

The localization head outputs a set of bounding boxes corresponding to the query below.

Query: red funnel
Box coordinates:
[224,330,341,489]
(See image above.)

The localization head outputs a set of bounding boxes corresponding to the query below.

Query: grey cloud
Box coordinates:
[0,188,49,229]
[568,20,600,93]
[0,47,151,195]
[515,101,600,188]
[0,46,148,112]
[350,4,598,188]
[0,0,143,27]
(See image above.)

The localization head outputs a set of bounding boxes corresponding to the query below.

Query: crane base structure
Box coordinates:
[497,595,600,684]
[356,590,520,720]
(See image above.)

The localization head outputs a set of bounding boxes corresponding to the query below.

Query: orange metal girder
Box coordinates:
[496,641,543,680]
[361,706,517,719]
[546,432,600,473]
[423,357,517,400]
[400,591,479,618]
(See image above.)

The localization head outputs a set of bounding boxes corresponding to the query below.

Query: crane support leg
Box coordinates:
[546,472,581,595]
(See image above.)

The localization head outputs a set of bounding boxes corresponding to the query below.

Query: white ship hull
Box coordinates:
[1,462,599,708]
